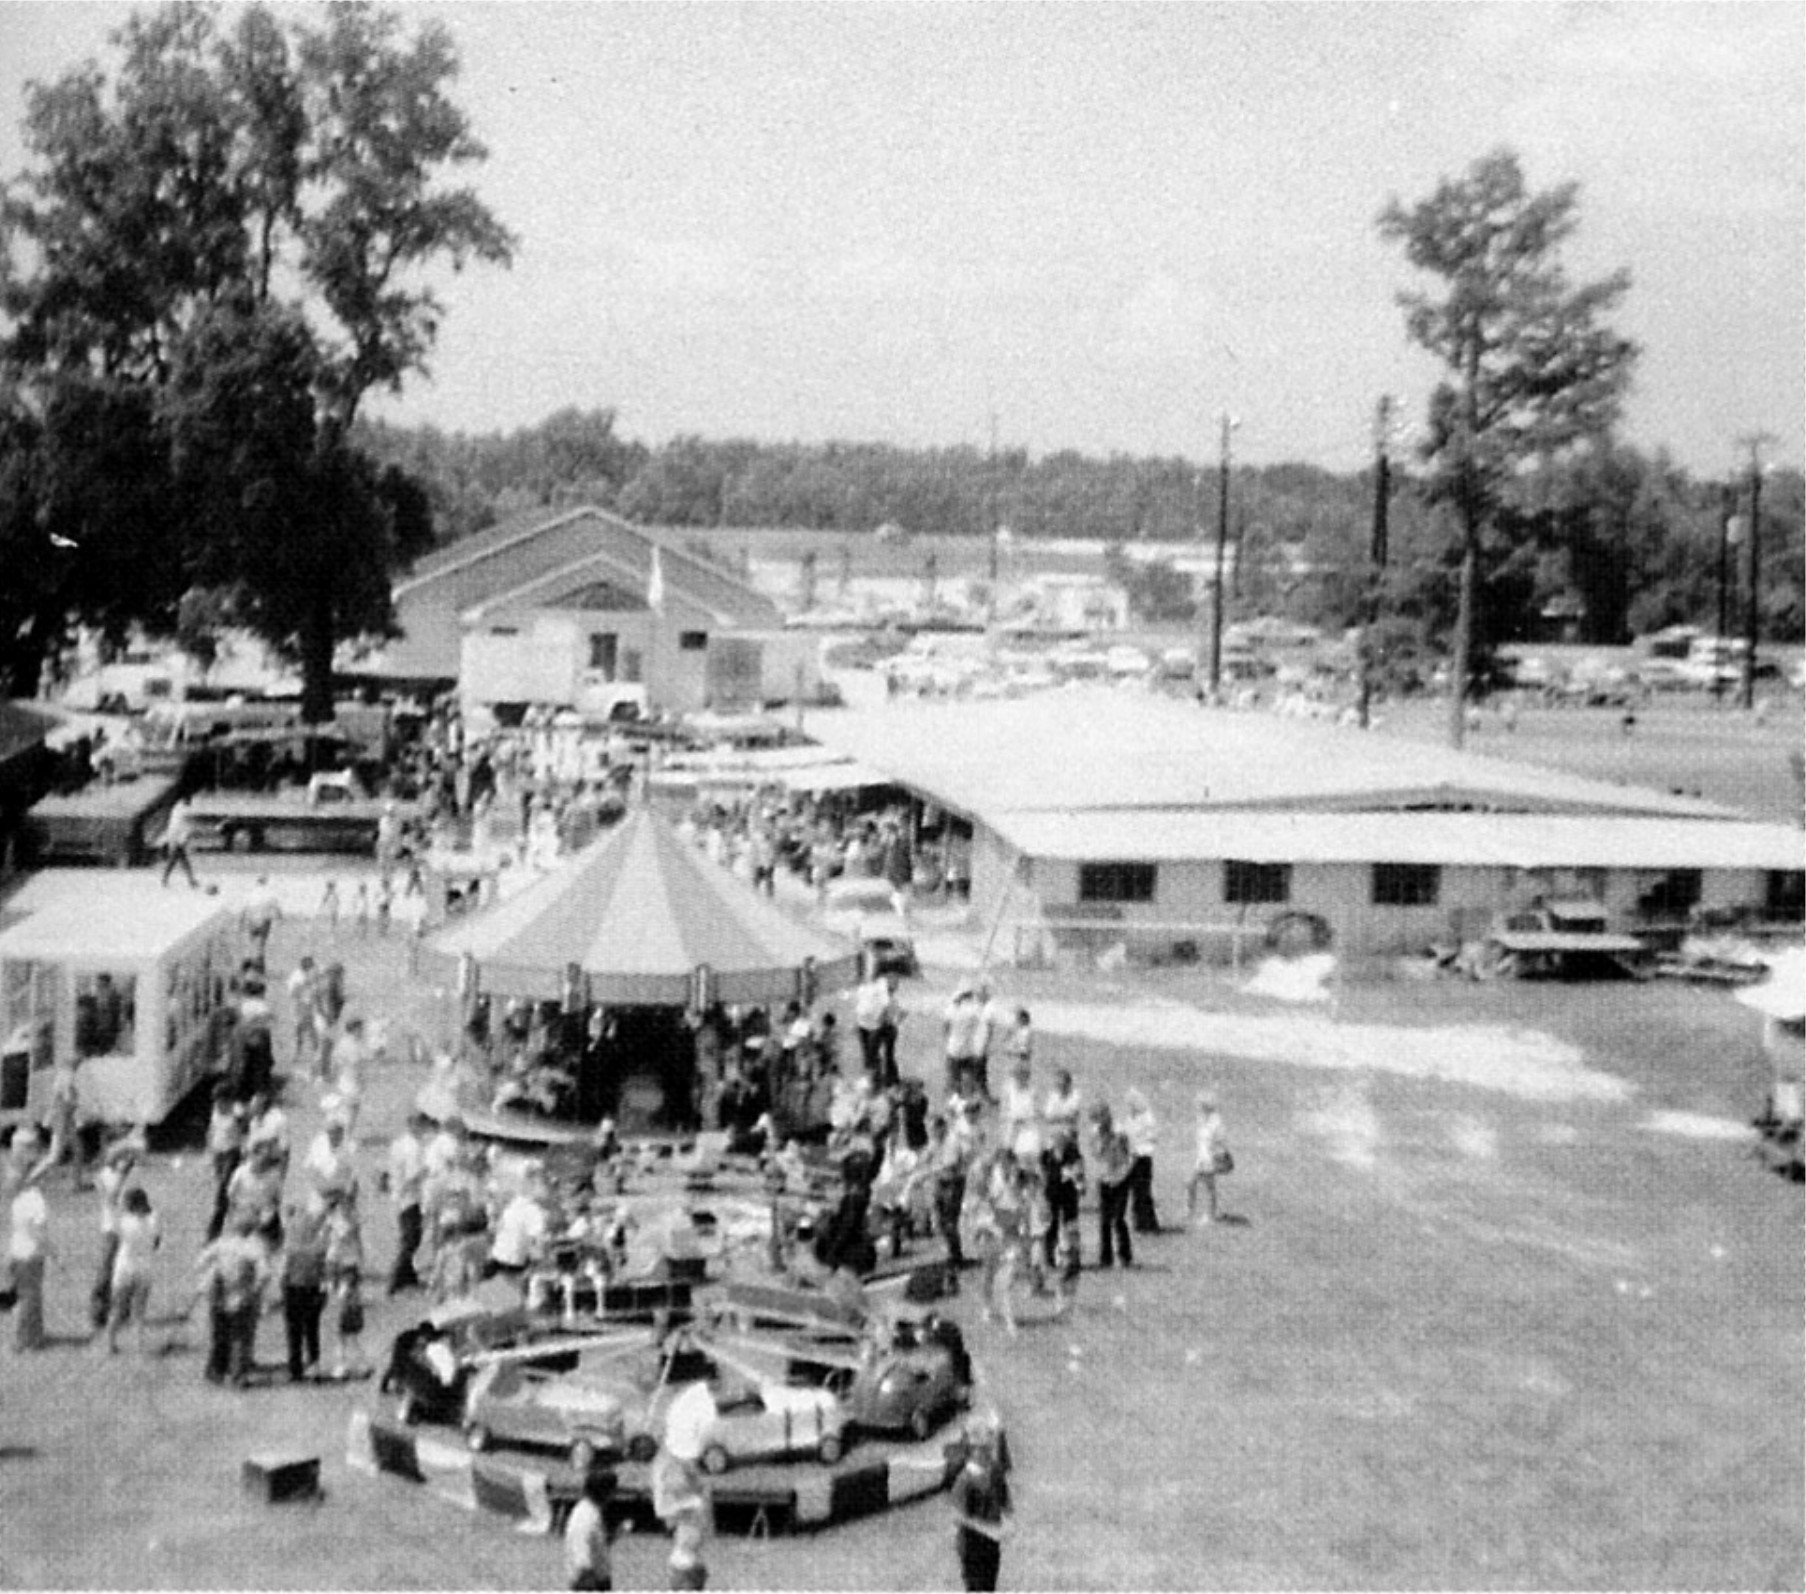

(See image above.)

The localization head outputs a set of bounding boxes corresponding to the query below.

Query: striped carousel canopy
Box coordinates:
[429,805,860,1006]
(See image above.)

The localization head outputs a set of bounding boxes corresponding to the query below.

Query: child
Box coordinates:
[1051,1219,1082,1318]
[1187,1090,1231,1227]
[107,1187,161,1354]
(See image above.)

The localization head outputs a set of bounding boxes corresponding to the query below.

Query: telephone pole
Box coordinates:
[1358,396,1393,729]
[1206,413,1238,698]
[1737,432,1775,710]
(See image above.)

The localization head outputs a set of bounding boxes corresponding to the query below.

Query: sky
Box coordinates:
[0,1,1800,476]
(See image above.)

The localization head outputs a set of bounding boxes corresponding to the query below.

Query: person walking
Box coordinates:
[1123,1088,1161,1234]
[160,795,199,888]
[942,983,987,1101]
[384,1112,429,1295]
[564,1466,618,1591]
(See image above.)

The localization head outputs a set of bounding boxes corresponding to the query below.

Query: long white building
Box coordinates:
[805,688,1805,965]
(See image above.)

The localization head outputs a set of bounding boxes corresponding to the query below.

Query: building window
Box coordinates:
[1224,860,1291,905]
[588,633,618,676]
[1372,863,1440,907]
[1637,869,1702,920]
[1078,861,1157,904]
[488,626,519,637]
[679,630,708,652]
[621,649,643,684]
[1766,871,1805,922]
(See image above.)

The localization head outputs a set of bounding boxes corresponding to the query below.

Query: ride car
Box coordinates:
[820,877,917,977]
[463,1352,636,1471]
[381,1302,562,1427]
[694,1378,849,1473]
[838,1313,971,1440]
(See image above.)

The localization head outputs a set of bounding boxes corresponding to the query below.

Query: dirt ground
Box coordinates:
[3,858,1800,1590]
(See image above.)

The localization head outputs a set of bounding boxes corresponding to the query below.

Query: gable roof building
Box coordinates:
[366,506,815,716]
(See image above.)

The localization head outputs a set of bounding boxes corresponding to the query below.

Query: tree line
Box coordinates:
[2,6,1797,737]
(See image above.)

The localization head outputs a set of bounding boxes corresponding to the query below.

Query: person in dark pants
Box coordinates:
[928,1114,968,1271]
[1091,1110,1134,1269]
[1040,1129,1084,1271]
[951,1418,1013,1592]
[281,1204,328,1381]
[1123,1088,1161,1234]
[195,1215,267,1386]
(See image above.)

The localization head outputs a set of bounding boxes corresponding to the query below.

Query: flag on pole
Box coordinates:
[647,544,667,611]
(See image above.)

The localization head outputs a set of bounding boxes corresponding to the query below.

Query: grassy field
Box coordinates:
[3,879,1800,1590]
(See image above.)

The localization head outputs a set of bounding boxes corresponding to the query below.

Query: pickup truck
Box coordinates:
[1478,900,1651,980]
[184,776,411,855]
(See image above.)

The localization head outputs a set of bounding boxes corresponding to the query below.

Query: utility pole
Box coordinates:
[1207,413,1237,698]
[1358,396,1393,729]
[1737,432,1775,711]
[1716,483,1736,704]
[987,410,1001,586]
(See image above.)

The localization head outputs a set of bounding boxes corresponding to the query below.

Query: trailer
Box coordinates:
[0,875,238,1131]
[184,779,413,855]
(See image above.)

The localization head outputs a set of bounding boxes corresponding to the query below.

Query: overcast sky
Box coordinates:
[1,2,1800,475]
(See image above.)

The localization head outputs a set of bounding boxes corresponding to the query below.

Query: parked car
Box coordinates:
[820,876,917,976]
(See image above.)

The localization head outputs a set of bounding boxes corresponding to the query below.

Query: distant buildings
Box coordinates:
[364,506,822,720]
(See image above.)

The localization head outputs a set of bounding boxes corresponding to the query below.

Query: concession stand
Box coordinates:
[0,874,237,1130]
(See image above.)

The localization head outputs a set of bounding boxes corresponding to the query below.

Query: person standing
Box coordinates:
[89,1134,141,1330]
[385,1112,428,1295]
[194,1212,268,1386]
[106,1187,161,1355]
[286,956,320,1076]
[951,1417,1013,1592]
[564,1466,618,1591]
[1091,1106,1134,1269]
[279,1202,328,1382]
[1041,1125,1085,1273]
[160,795,199,888]
[853,967,891,1084]
[241,876,281,966]
[6,1129,53,1352]
[942,983,986,1101]
[1188,1090,1232,1227]
[1123,1088,1161,1234]
[204,1085,246,1242]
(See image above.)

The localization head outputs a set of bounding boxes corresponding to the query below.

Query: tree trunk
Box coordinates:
[299,595,335,725]
[1448,520,1476,750]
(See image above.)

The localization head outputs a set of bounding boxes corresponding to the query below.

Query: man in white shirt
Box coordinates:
[488,1167,549,1283]
[942,984,986,1101]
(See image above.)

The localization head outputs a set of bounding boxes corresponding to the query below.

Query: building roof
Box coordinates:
[373,507,780,679]
[804,688,1742,823]
[0,872,231,961]
[429,806,858,1004]
[989,809,1806,872]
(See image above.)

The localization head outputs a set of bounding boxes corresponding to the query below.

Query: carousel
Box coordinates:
[426,805,861,1143]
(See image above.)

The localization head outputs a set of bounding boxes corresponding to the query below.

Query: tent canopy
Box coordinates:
[430,806,859,1005]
